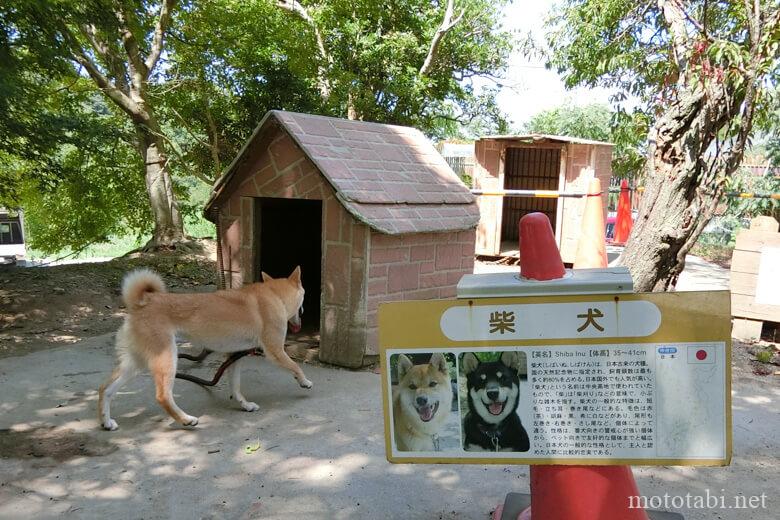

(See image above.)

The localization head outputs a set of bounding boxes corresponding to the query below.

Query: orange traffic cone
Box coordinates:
[574,178,608,269]
[614,179,633,245]
[519,213,565,280]
[514,212,648,520]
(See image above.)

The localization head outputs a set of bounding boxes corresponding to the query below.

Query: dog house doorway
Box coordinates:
[500,147,561,254]
[254,197,322,336]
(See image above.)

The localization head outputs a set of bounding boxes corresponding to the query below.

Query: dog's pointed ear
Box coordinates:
[461,352,479,374]
[261,272,272,282]
[429,353,448,375]
[501,351,519,370]
[288,266,301,284]
[397,354,413,380]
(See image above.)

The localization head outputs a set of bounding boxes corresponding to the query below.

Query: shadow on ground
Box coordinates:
[0,333,776,519]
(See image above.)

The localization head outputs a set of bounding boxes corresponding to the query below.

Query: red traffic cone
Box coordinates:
[519,213,566,281]
[525,466,648,520]
[574,178,608,269]
[614,179,633,245]
[516,212,648,520]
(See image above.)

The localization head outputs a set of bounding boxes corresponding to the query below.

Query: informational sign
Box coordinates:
[755,247,780,306]
[379,291,731,466]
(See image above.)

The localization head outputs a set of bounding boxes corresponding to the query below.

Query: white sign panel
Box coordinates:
[440,300,661,341]
[384,342,727,463]
[755,247,780,306]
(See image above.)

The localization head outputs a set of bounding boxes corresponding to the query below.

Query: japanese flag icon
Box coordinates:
[687,345,715,364]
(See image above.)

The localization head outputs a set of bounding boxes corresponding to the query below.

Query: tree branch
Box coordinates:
[79,24,129,93]
[145,0,176,73]
[143,123,214,185]
[203,99,222,178]
[276,0,332,97]
[58,22,142,118]
[113,5,149,87]
[419,0,465,75]
[169,106,211,148]
[658,0,691,76]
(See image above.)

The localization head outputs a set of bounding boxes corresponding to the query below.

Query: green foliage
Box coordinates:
[545,0,780,177]
[2,0,513,254]
[526,103,610,141]
[724,169,780,221]
[524,103,646,178]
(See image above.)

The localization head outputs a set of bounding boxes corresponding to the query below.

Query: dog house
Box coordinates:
[472,135,613,263]
[204,110,479,368]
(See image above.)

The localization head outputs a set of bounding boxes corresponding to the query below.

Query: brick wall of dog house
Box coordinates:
[364,229,475,355]
[217,130,371,366]
[218,129,338,289]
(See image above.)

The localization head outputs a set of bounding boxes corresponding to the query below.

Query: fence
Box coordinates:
[444,156,474,181]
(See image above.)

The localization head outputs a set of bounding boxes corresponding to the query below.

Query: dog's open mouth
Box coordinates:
[416,402,439,422]
[484,400,506,416]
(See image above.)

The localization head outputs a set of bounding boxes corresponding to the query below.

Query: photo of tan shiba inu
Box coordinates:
[392,353,455,451]
[98,266,311,431]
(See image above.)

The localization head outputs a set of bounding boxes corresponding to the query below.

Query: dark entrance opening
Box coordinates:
[254,197,322,335]
[500,147,561,250]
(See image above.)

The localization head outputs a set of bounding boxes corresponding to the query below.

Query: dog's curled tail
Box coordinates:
[122,269,166,311]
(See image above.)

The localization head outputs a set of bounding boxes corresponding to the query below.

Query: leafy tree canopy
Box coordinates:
[544,0,780,291]
[523,103,646,178]
[1,0,514,254]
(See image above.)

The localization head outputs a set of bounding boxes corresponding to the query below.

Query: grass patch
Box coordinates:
[690,240,733,268]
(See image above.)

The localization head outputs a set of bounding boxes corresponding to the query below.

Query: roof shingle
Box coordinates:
[208,110,479,234]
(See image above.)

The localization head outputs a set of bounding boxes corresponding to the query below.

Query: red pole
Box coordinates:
[614,179,633,245]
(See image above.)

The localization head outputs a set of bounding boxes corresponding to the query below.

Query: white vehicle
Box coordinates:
[0,208,25,265]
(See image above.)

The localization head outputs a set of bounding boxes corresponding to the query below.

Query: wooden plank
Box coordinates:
[730,250,761,275]
[733,230,780,252]
[730,272,758,296]
[731,293,780,321]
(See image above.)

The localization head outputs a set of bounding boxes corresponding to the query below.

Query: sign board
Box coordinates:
[755,247,780,306]
[380,291,731,466]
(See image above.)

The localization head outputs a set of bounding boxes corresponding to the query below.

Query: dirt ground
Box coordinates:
[0,240,218,359]
[0,250,778,519]
[2,246,777,376]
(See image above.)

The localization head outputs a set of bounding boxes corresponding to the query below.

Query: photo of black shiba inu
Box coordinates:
[460,351,530,452]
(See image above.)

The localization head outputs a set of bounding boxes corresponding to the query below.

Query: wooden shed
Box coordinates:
[204,110,479,367]
[472,134,613,263]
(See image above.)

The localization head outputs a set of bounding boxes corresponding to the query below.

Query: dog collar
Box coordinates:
[476,422,503,451]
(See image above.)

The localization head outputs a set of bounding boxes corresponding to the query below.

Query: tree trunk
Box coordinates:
[619,85,741,291]
[136,123,185,248]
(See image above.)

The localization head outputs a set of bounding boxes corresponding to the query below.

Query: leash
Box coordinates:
[177,348,212,362]
[175,348,263,387]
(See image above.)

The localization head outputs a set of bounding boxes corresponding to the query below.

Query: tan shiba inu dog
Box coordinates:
[392,353,452,451]
[98,266,311,431]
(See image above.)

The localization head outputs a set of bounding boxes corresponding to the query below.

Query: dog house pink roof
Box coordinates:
[207,110,479,233]
[205,111,478,368]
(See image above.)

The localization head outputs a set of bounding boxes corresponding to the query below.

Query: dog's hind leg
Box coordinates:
[228,357,260,412]
[150,347,199,427]
[99,324,138,431]
[262,332,313,389]
[98,362,136,431]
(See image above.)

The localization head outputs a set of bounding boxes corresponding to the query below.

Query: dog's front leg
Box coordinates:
[262,331,313,389]
[229,357,260,412]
